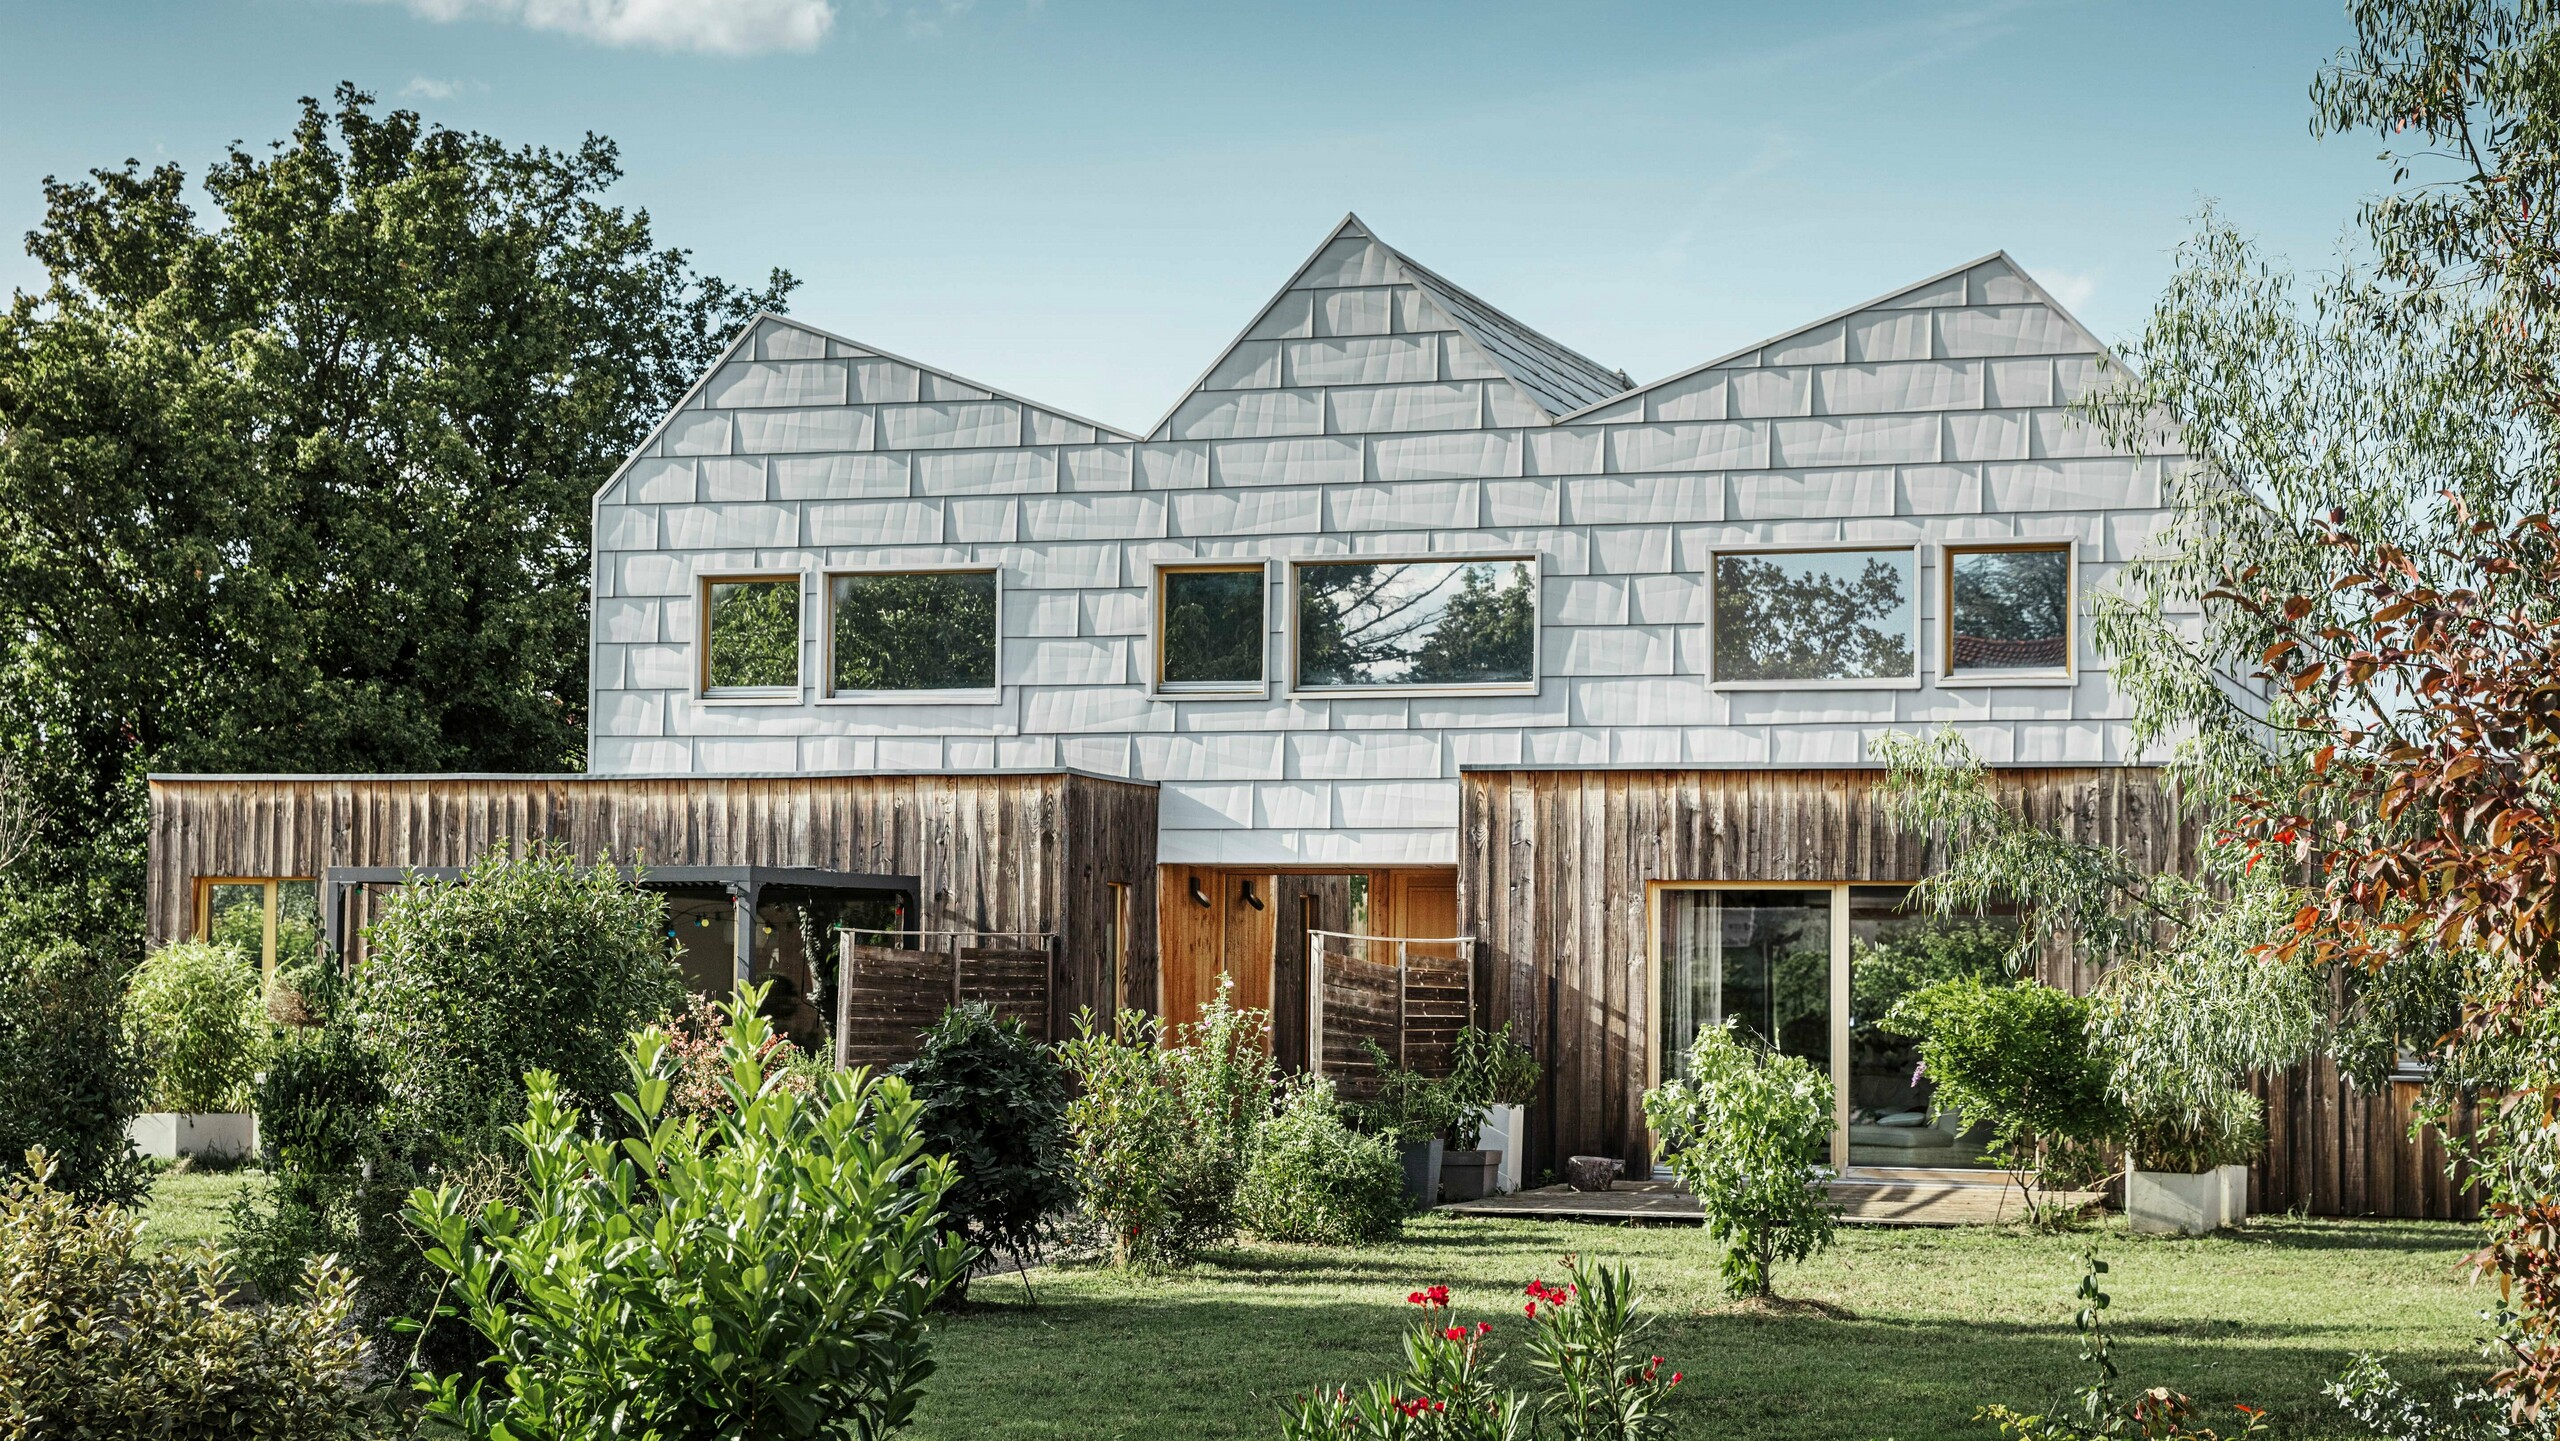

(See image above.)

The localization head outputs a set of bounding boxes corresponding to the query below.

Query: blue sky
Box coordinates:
[0,1,2378,433]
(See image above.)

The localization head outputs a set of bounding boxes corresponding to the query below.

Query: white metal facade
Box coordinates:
[587,216,2178,867]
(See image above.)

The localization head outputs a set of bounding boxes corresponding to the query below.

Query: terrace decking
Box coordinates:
[1438,1176,2107,1228]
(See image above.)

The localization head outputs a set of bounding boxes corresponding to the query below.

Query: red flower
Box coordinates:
[1524,1302,1537,1317]
[1408,1290,1427,1305]
[1475,1322,1491,1336]
[1427,1285,1449,1306]
[1443,1326,1468,1341]
[1671,1372,1682,1385]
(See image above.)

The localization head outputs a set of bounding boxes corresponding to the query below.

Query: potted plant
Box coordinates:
[121,941,268,1162]
[1442,1023,1541,1200]
[1354,1041,1463,1210]
[2124,1096,2264,1236]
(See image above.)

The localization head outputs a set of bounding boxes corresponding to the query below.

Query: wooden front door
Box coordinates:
[1157,865,1276,1040]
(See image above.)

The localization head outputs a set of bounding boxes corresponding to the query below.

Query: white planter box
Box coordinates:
[1477,1104,1526,1193]
[2217,1163,2249,1224]
[129,1112,258,1163]
[2126,1167,2228,1235]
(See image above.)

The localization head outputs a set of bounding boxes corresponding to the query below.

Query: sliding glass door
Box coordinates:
[1653,882,2016,1174]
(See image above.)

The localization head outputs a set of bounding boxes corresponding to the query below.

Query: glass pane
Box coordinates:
[1949,548,2070,674]
[1847,886,2019,1170]
[705,579,800,691]
[275,880,320,971]
[831,571,998,692]
[1161,569,1265,687]
[750,886,908,1054]
[207,884,266,966]
[1296,560,1535,688]
[1713,549,1916,682]
[1658,890,1831,1082]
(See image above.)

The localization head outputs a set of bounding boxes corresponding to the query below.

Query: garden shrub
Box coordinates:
[0,1152,369,1440]
[662,989,816,1121]
[409,988,968,1440]
[1642,1021,1837,1299]
[1889,976,2123,1219]
[1279,1256,1683,1440]
[354,842,683,1156]
[2328,1353,2516,1441]
[1354,1038,1467,1147]
[894,1001,1072,1298]
[1239,1078,1406,1246]
[122,939,267,1113]
[1060,979,1274,1269]
[0,939,147,1206]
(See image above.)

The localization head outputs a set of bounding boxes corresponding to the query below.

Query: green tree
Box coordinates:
[1408,561,1535,685]
[1643,1022,1838,1299]
[0,85,791,937]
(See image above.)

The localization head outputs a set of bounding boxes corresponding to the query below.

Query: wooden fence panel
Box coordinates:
[836,944,950,1070]
[957,947,1052,1040]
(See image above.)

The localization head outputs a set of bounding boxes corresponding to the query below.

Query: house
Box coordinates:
[145,216,2469,1217]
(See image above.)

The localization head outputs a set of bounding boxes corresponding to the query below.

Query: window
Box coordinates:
[1105,881,1130,1013]
[1157,565,1266,693]
[1945,544,2073,681]
[1711,547,1918,686]
[827,568,999,698]
[1292,558,1536,692]
[196,878,319,980]
[701,576,802,699]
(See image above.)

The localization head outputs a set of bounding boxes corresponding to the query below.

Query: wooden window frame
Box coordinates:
[1150,561,1271,699]
[819,564,1004,706]
[194,876,316,981]
[1937,541,2077,688]
[1285,553,1542,699]
[1704,542,1925,691]
[696,571,807,704]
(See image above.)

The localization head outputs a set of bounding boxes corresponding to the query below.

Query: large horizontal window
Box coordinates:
[1945,544,2072,680]
[701,576,802,699]
[1711,547,1917,686]
[1293,558,1536,691]
[828,569,999,698]
[1158,564,1266,693]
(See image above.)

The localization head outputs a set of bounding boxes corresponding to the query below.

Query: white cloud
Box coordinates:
[383,0,837,55]
[401,76,462,99]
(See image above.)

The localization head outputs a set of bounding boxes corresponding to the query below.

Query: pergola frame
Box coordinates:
[319,864,920,989]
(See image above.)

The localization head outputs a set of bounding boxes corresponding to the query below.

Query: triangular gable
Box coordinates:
[592,313,1140,508]
[1569,251,2128,423]
[1147,215,1629,441]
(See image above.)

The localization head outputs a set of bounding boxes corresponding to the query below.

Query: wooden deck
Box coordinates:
[1437,1176,2105,1227]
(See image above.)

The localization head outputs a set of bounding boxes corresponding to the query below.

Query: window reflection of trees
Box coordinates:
[1713,552,1914,682]
[1161,569,1264,686]
[830,572,997,692]
[1949,549,2069,672]
[706,580,799,690]
[1296,560,1534,688]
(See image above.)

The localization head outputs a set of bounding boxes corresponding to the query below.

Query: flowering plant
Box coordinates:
[1278,1257,1681,1440]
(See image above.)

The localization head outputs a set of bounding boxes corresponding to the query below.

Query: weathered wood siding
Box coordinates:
[1457,766,2477,1221]
[147,771,1158,1038]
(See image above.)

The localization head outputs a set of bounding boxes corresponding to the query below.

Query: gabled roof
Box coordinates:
[1561,249,2128,422]
[590,312,1142,508]
[1149,214,1630,439]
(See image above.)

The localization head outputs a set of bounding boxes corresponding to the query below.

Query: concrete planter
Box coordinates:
[1441,1149,1501,1201]
[1397,1137,1445,1211]
[2216,1163,2249,1224]
[129,1112,257,1163]
[1475,1104,1527,1193]
[2126,1167,2229,1235]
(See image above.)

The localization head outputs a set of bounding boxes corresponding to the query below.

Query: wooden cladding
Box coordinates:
[1457,766,2476,1221]
[147,771,1157,1036]
[836,941,1054,1069]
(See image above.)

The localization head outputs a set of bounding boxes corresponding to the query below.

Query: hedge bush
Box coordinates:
[895,1002,1072,1296]
[410,991,968,1438]
[353,843,683,1155]
[122,940,266,1113]
[1643,1021,1838,1299]
[1,1153,368,1439]
[1239,1078,1406,1246]
[0,940,146,1206]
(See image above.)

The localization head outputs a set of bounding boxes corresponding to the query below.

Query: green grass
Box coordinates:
[911,1215,2488,1441]
[135,1165,270,1252]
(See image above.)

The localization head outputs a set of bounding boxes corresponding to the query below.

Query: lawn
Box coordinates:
[910,1214,2488,1441]
[136,1166,270,1251]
